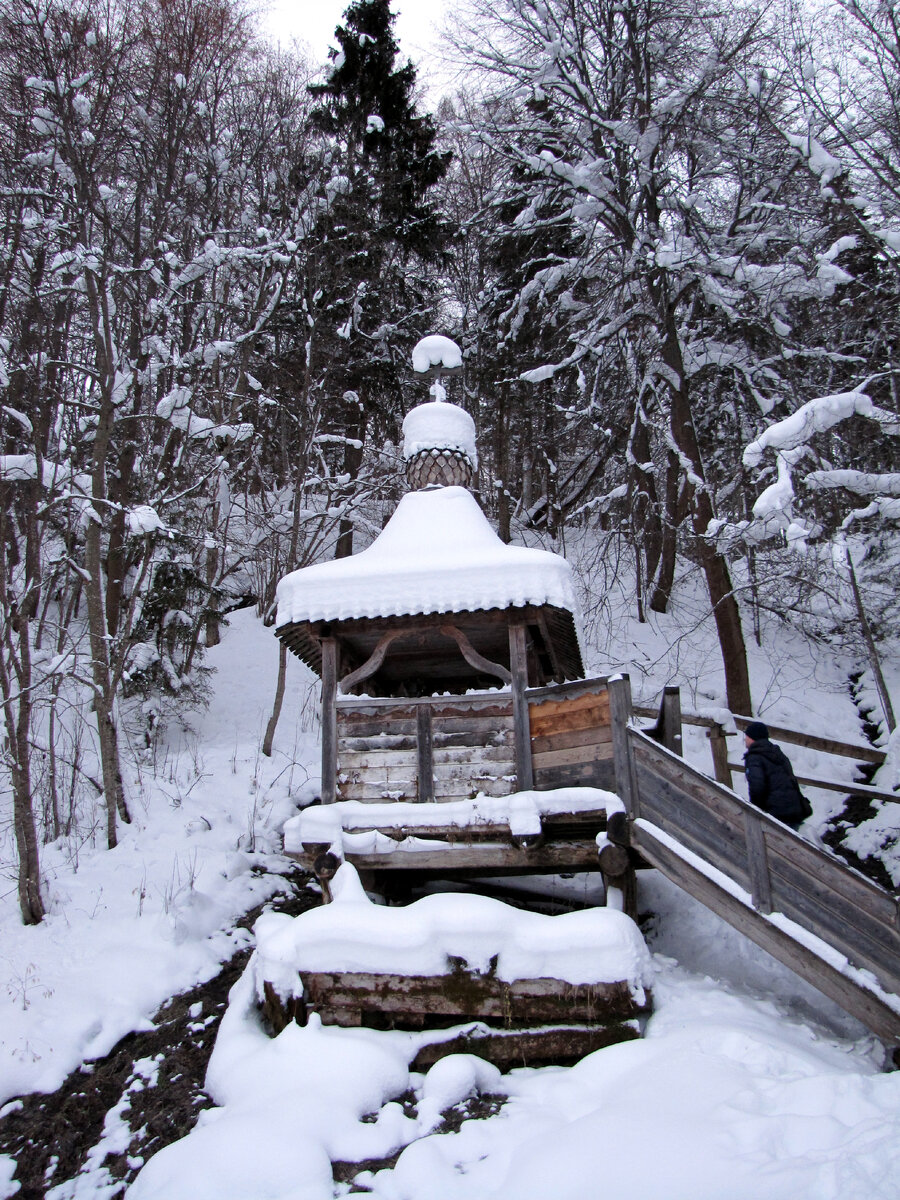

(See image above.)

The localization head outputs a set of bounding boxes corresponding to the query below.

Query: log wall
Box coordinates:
[336,694,516,803]
[334,678,614,804]
[528,679,614,791]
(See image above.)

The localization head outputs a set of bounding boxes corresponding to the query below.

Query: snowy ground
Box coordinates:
[1,595,899,1199]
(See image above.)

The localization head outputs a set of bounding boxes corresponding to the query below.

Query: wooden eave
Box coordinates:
[275,604,583,695]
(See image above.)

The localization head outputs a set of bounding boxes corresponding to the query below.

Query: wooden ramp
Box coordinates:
[610,681,900,1047]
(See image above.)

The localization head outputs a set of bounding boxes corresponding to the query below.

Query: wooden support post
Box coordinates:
[416,703,434,803]
[598,841,638,922]
[742,810,772,915]
[509,622,534,791]
[609,675,640,817]
[707,723,732,786]
[659,685,683,756]
[321,637,338,804]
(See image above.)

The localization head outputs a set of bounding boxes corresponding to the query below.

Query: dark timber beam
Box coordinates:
[321,637,339,804]
[338,630,404,694]
[509,622,533,791]
[416,703,434,803]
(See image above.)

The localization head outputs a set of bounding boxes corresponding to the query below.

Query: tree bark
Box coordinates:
[661,316,752,715]
[649,451,679,614]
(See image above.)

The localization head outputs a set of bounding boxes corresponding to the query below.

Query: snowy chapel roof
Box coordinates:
[275,333,583,687]
[275,484,577,627]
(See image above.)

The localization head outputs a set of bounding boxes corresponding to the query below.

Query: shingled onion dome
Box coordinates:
[405,335,475,491]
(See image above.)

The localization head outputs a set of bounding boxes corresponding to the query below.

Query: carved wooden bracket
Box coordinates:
[338,630,404,694]
[439,624,512,684]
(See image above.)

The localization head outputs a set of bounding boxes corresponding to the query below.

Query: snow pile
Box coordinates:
[402,400,478,467]
[127,879,900,1200]
[285,787,620,854]
[254,863,652,1002]
[411,334,462,374]
[127,504,165,535]
[275,486,578,626]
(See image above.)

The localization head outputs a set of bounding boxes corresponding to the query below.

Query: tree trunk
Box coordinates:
[84,517,128,847]
[661,318,752,715]
[13,705,45,924]
[496,388,511,543]
[648,451,679,613]
[847,552,896,734]
[0,484,45,923]
[262,641,289,758]
[1,631,45,924]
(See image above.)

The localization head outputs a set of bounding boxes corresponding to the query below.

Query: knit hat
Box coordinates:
[744,720,769,742]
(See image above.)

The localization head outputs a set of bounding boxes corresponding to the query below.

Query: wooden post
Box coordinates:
[609,675,640,817]
[509,622,534,791]
[707,723,732,786]
[742,810,772,915]
[321,637,338,804]
[598,841,637,922]
[659,685,683,755]
[416,702,434,803]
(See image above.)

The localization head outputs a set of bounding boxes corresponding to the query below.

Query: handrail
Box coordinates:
[633,703,885,765]
[726,760,899,804]
[620,724,900,1045]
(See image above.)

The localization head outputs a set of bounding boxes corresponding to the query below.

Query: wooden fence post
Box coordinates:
[660,686,683,755]
[321,637,338,804]
[650,685,683,755]
[509,622,534,791]
[707,723,732,786]
[608,674,640,818]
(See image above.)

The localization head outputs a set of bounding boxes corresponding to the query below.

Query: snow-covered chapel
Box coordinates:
[275,335,591,804]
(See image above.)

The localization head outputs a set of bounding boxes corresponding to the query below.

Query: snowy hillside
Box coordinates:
[1,598,898,1199]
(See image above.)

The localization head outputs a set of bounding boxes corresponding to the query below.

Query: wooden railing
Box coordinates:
[612,679,900,1044]
[634,697,887,792]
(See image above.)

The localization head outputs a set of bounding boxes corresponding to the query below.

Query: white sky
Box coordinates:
[260,0,452,83]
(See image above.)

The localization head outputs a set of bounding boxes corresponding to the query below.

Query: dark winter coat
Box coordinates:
[744,739,806,828]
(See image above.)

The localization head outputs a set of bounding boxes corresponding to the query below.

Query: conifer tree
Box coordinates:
[306,0,451,556]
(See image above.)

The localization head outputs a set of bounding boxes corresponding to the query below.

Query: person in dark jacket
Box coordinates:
[743,721,808,830]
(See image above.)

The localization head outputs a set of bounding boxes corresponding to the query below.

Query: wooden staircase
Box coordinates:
[608,678,900,1049]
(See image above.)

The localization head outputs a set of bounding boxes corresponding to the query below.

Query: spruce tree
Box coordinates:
[307,0,451,555]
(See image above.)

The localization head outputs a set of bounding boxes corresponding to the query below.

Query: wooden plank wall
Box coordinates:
[528,680,614,791]
[336,695,516,803]
[335,678,615,803]
[630,730,900,1005]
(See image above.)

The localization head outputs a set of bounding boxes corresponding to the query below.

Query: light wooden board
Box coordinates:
[532,741,615,771]
[339,745,513,772]
[531,725,613,755]
[529,697,611,739]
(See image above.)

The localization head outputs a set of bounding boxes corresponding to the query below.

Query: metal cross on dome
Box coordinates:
[411,334,462,403]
